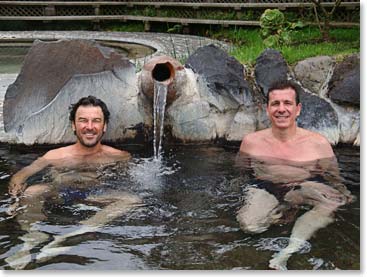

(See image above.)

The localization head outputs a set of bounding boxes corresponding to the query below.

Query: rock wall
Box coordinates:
[169,46,359,145]
[1,40,360,146]
[2,39,149,144]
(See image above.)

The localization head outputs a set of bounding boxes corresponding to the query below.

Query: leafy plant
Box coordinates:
[167,24,183,34]
[260,9,304,48]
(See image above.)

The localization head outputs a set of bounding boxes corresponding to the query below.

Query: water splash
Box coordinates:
[254,237,311,254]
[129,155,179,191]
[153,80,168,159]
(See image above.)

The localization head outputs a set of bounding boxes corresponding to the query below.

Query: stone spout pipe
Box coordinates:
[140,56,185,104]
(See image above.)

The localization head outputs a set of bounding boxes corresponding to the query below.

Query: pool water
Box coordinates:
[0,144,360,270]
[0,40,155,74]
[0,44,29,74]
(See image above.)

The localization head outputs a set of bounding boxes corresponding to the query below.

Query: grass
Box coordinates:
[102,23,359,66]
[213,26,359,66]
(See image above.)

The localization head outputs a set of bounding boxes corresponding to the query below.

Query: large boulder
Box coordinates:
[16,71,145,145]
[168,99,216,142]
[293,56,335,96]
[297,86,340,145]
[3,39,146,144]
[328,54,360,106]
[166,45,257,142]
[4,39,130,132]
[166,68,217,142]
[254,49,290,96]
[254,49,342,145]
[185,44,253,109]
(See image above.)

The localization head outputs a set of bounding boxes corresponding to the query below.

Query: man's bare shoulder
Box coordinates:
[298,128,331,144]
[101,145,131,159]
[240,129,270,154]
[43,145,74,161]
[298,128,335,158]
[245,129,270,141]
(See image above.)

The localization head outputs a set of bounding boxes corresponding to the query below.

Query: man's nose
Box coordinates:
[86,121,93,129]
[278,103,286,112]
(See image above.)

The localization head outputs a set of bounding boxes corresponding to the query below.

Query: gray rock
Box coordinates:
[293,56,335,95]
[331,103,359,145]
[0,36,360,146]
[3,39,146,145]
[167,100,216,141]
[226,106,258,141]
[185,44,253,108]
[3,39,134,133]
[328,54,360,106]
[297,85,339,145]
[254,49,290,96]
[11,70,144,145]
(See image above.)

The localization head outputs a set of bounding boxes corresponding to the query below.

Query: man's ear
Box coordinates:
[103,123,107,133]
[71,121,76,132]
[296,103,302,117]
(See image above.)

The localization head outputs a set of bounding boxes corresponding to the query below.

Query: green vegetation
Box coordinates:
[1,3,357,68]
[212,26,359,66]
[259,9,304,48]
[103,21,359,66]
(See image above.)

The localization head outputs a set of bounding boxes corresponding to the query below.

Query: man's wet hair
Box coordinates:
[267,80,301,105]
[69,95,110,124]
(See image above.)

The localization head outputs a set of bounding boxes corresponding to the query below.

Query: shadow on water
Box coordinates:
[0,144,360,270]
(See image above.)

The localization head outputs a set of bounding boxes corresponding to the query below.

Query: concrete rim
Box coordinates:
[0,31,229,70]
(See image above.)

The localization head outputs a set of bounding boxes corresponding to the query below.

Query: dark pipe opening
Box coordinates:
[152,62,174,82]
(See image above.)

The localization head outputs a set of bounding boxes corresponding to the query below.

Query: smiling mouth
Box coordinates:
[275,115,289,119]
[83,132,97,138]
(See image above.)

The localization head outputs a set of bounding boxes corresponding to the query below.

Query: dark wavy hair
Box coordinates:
[69,95,110,124]
[267,80,301,105]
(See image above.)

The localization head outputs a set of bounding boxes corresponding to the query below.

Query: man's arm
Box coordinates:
[316,156,354,203]
[239,134,252,155]
[317,137,335,159]
[8,157,49,197]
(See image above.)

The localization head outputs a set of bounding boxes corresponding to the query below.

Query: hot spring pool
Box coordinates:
[0,39,155,74]
[0,144,360,270]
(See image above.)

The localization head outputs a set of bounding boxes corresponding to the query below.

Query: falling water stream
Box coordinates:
[153,80,168,159]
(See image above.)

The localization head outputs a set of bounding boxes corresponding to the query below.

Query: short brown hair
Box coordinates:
[69,95,110,124]
[267,80,301,105]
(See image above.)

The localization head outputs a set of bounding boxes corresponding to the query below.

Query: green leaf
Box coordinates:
[263,35,280,48]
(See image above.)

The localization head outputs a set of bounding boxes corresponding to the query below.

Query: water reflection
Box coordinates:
[0,145,360,270]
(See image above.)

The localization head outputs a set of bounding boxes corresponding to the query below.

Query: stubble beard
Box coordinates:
[76,131,105,148]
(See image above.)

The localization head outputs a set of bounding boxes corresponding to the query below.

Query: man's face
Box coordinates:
[72,105,107,148]
[266,88,301,129]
